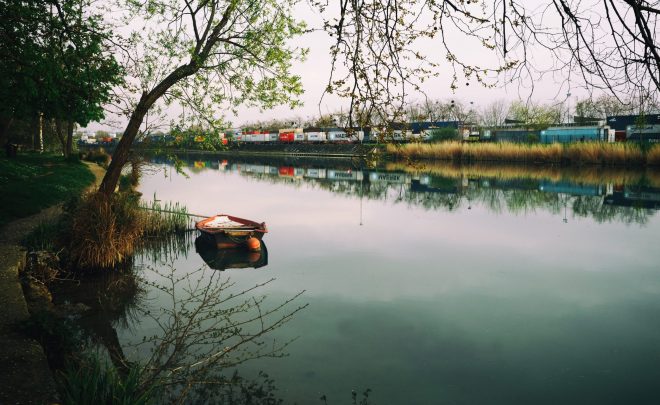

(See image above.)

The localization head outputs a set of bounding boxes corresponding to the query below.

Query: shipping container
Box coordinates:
[606,114,660,131]
[305,131,326,142]
[540,126,610,143]
[483,128,540,143]
[626,124,660,142]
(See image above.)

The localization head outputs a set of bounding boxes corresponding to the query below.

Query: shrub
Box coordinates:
[429,127,460,142]
[80,148,111,167]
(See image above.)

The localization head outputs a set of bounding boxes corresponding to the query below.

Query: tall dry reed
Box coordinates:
[389,141,653,166]
[66,193,192,270]
[647,144,660,166]
[67,192,146,269]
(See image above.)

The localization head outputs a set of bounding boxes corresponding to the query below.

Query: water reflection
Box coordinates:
[149,154,660,225]
[195,235,269,270]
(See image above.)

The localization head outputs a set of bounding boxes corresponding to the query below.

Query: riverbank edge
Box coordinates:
[0,161,104,404]
[133,143,382,159]
[129,142,660,168]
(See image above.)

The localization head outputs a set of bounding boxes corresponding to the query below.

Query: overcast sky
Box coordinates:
[90,1,597,132]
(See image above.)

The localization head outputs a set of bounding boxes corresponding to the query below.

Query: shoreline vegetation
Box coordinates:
[385,161,660,188]
[386,142,660,167]
[123,141,660,168]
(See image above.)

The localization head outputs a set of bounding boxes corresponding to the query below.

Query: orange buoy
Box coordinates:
[246,237,261,251]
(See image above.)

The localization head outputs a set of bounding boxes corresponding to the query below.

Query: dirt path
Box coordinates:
[0,162,104,404]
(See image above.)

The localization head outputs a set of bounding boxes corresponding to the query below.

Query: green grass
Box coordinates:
[0,153,95,226]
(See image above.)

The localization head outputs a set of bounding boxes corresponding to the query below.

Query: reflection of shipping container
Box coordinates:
[368,172,410,184]
[604,186,660,209]
[539,180,603,196]
[278,166,295,177]
[327,169,364,181]
[305,168,327,179]
[242,164,268,174]
[267,166,279,175]
[294,167,305,177]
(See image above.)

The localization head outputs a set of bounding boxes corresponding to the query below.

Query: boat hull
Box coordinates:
[195,214,267,249]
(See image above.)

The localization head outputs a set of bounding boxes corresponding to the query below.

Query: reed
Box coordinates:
[58,354,154,405]
[140,196,192,236]
[65,192,192,270]
[564,142,644,166]
[67,192,146,270]
[647,144,660,166]
[388,141,654,166]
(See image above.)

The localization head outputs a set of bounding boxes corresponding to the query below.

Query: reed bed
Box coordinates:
[388,141,657,167]
[386,161,660,188]
[140,198,192,236]
[564,142,645,166]
[66,192,192,270]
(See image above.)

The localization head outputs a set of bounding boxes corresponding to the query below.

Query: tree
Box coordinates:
[0,0,120,156]
[318,1,659,126]
[480,100,510,127]
[98,0,305,195]
[508,101,561,130]
[45,0,122,158]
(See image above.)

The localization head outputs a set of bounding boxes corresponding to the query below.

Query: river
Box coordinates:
[89,157,660,404]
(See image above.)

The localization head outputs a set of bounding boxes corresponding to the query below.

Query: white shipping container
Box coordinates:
[294,133,305,142]
[328,131,350,142]
[306,132,327,142]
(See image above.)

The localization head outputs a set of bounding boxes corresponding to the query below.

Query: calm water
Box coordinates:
[119,157,660,404]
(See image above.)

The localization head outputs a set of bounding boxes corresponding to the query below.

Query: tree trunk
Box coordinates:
[66,120,74,158]
[98,62,199,196]
[53,119,67,156]
[0,115,12,146]
[98,99,148,195]
[38,113,44,152]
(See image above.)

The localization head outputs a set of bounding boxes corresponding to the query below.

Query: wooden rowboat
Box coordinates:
[195,214,267,249]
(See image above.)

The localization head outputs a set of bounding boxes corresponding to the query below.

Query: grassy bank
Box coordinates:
[0,153,95,227]
[387,142,659,166]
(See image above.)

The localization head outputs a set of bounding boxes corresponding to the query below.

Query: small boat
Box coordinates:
[195,214,267,249]
[195,236,268,271]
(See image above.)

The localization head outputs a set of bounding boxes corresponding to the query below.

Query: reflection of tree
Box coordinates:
[573,196,650,226]
[129,265,307,403]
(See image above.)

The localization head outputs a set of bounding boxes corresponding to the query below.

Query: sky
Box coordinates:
[87,0,598,132]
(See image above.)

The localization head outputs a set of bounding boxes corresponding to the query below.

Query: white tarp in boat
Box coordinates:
[205,216,250,229]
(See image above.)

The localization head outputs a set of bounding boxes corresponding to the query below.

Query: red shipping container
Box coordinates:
[279,132,294,142]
